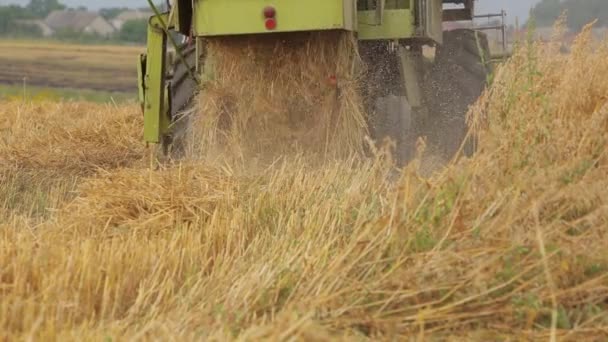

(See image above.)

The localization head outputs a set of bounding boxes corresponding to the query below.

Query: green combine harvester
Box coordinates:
[138,0,501,162]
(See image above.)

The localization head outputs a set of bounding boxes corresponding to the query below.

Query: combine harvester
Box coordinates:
[138,0,505,163]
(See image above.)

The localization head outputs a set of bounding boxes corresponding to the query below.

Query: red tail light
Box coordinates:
[263,6,277,30]
[265,18,277,30]
[263,6,276,19]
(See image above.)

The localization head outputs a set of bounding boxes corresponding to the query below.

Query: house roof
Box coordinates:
[45,10,100,31]
[15,19,54,36]
[114,10,152,22]
[16,19,49,27]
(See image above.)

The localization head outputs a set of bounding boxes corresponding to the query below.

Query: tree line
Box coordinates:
[0,0,151,44]
[530,0,608,29]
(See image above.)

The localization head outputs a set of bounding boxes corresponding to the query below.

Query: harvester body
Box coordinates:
[139,0,493,162]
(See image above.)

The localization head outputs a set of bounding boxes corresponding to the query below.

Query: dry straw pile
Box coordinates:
[1,23,607,340]
[185,31,368,165]
[0,101,143,174]
[0,102,144,220]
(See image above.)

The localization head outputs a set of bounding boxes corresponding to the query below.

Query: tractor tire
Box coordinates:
[170,45,199,117]
[421,29,491,159]
[163,44,201,157]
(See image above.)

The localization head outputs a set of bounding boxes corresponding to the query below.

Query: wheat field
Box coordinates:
[1,24,607,341]
[0,40,139,93]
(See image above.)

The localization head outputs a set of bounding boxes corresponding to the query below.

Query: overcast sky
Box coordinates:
[0,0,540,24]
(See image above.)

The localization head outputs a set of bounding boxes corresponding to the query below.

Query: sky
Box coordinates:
[0,0,540,24]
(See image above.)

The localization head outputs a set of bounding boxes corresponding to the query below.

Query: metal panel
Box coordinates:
[144,14,170,144]
[193,0,352,36]
[357,9,415,40]
[397,46,423,108]
[137,54,146,111]
[344,0,357,30]
[174,0,193,35]
[420,0,443,43]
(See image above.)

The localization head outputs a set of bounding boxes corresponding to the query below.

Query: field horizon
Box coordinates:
[0,40,141,100]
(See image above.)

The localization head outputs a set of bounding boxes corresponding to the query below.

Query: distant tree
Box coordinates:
[26,0,65,18]
[530,0,608,29]
[0,5,33,35]
[12,21,43,37]
[53,28,113,44]
[100,7,129,20]
[530,0,561,25]
[118,19,148,44]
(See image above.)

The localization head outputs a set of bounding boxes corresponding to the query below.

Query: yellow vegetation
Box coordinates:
[0,24,607,340]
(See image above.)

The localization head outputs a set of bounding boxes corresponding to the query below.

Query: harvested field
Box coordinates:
[0,40,140,93]
[0,24,607,340]
[0,84,135,104]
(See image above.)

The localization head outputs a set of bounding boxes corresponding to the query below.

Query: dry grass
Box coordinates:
[1,23,607,340]
[0,101,144,219]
